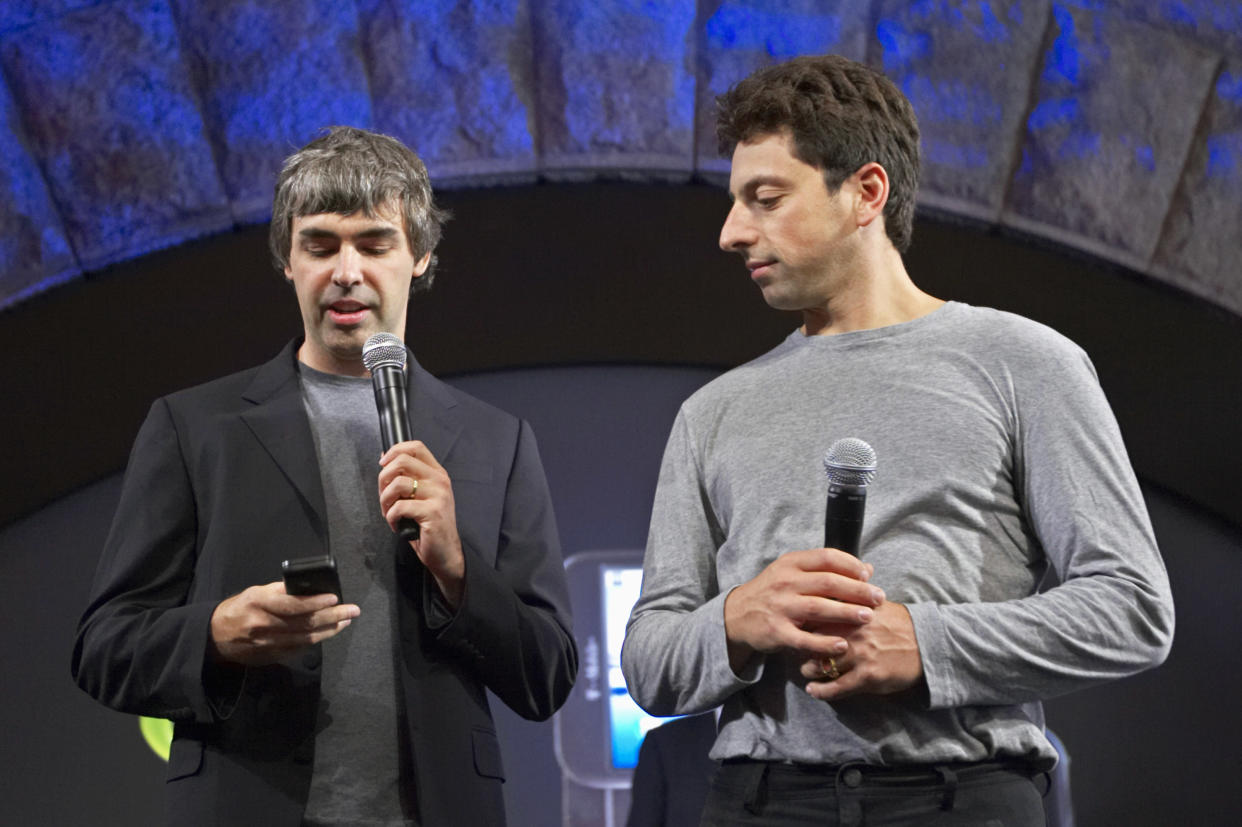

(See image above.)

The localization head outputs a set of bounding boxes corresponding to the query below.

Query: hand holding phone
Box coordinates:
[209,568,355,666]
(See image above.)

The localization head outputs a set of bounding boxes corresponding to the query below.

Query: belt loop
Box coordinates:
[935,765,959,811]
[743,762,769,815]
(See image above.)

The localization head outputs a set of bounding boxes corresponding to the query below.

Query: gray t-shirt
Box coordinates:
[622,301,1173,768]
[299,365,415,826]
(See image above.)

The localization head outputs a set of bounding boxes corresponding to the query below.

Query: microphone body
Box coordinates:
[371,363,413,450]
[824,481,867,557]
[363,333,420,542]
[822,438,877,557]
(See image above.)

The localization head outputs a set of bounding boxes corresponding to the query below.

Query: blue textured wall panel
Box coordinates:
[696,0,872,176]
[0,0,1238,315]
[1106,0,1242,55]
[534,0,697,177]
[359,0,537,184]
[0,0,98,35]
[0,0,231,272]
[0,78,80,309]
[1154,59,1242,311]
[1005,3,1218,265]
[874,0,1050,220]
[172,0,374,223]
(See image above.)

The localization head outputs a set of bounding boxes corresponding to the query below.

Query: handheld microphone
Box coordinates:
[822,438,876,556]
[362,332,420,541]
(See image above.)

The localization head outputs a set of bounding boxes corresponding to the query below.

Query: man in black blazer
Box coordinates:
[72,126,577,825]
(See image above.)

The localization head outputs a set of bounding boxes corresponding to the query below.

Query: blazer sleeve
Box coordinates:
[71,398,242,724]
[426,418,578,721]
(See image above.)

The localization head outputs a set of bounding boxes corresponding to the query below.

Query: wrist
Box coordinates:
[430,550,466,609]
[723,585,756,674]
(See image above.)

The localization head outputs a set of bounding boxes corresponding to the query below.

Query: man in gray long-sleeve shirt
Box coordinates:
[621,55,1173,826]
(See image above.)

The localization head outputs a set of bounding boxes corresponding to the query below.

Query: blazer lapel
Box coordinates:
[405,352,462,464]
[232,343,457,546]
[238,341,328,538]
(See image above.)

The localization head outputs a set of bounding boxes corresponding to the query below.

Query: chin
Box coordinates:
[759,289,802,312]
[322,330,367,354]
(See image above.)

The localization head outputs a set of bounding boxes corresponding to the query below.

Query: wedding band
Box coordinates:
[407,478,419,498]
[820,657,841,681]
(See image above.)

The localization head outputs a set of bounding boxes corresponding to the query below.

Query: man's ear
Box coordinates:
[412,251,431,279]
[854,162,890,228]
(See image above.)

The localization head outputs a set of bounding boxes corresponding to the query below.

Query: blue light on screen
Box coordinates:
[602,566,680,769]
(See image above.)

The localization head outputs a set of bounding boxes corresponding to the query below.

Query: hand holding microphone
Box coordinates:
[366,333,466,607]
[722,437,883,674]
[805,438,923,699]
[363,333,420,542]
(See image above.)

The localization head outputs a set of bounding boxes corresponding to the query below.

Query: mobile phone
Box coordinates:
[281,554,342,601]
[554,549,684,790]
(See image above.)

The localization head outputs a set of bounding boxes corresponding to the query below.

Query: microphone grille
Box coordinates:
[823,438,877,486]
[361,332,407,372]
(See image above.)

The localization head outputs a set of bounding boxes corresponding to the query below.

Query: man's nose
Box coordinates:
[719,201,755,252]
[332,246,363,286]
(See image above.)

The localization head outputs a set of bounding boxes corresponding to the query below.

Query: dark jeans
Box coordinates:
[700,759,1046,826]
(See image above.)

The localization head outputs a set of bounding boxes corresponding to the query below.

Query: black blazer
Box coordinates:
[72,341,577,825]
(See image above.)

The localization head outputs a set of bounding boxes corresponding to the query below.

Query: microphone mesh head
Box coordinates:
[823,438,877,486]
[362,332,407,372]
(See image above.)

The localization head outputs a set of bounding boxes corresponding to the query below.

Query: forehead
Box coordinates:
[728,131,821,194]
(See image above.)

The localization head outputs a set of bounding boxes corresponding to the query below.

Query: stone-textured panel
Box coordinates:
[172,0,374,223]
[1103,0,1242,57]
[359,0,537,185]
[533,0,698,178]
[0,78,79,309]
[0,0,231,272]
[1003,4,1219,268]
[1152,60,1242,316]
[696,0,871,177]
[0,0,97,35]
[874,0,1050,220]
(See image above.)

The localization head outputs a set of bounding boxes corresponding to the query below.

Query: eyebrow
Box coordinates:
[296,226,401,241]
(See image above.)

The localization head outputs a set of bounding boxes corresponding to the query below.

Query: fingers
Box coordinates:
[261,581,342,616]
[806,669,859,701]
[785,547,875,584]
[800,655,845,681]
[722,548,889,673]
[376,441,454,531]
[781,594,876,632]
[378,440,443,479]
[796,572,885,612]
[801,603,923,702]
[210,583,361,666]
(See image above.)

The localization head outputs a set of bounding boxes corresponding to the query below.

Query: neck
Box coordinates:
[801,246,943,336]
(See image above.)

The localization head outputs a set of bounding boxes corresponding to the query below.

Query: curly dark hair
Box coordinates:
[716,55,920,253]
[269,126,450,292]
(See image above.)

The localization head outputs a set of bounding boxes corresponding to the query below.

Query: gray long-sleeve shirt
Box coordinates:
[621,302,1174,768]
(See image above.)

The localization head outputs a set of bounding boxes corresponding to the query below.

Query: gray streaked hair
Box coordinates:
[269,126,450,291]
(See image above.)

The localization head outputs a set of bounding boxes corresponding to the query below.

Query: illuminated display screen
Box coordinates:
[601,566,680,769]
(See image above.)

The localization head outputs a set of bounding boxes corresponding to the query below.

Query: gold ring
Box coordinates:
[820,657,841,681]
[407,478,419,499]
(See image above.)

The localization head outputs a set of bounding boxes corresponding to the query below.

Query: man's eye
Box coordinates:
[361,246,391,256]
[306,247,335,258]
[756,197,779,209]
